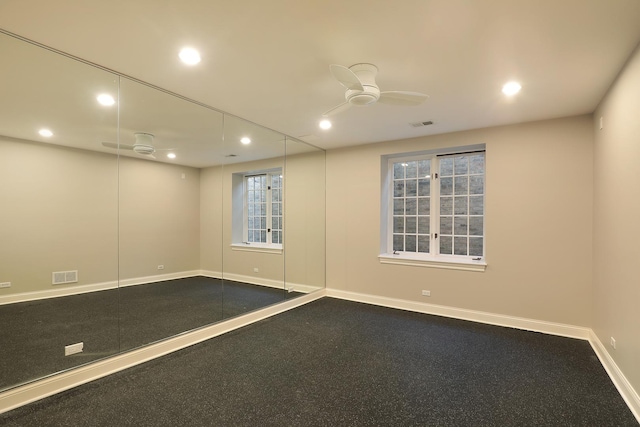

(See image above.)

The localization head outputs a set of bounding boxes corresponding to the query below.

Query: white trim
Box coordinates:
[0,271,202,306]
[0,289,327,415]
[230,243,283,254]
[325,288,589,339]
[378,254,487,272]
[215,271,321,294]
[589,330,640,423]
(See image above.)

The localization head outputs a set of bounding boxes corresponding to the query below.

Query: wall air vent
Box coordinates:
[52,270,78,285]
[409,121,434,128]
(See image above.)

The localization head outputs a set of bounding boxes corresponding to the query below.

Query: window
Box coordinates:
[381,146,485,271]
[244,171,282,245]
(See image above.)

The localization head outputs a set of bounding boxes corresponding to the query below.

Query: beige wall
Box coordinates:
[0,138,118,294]
[0,138,201,295]
[118,157,201,279]
[593,43,640,395]
[326,115,594,326]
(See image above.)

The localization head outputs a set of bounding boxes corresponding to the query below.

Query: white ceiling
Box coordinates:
[1,0,639,151]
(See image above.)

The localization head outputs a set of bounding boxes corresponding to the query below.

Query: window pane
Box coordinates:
[440,197,453,215]
[440,236,452,254]
[278,217,283,230]
[406,216,417,233]
[273,203,280,216]
[406,198,417,215]
[393,216,404,233]
[470,176,484,195]
[418,235,430,253]
[469,237,483,256]
[405,235,416,252]
[440,216,452,235]
[440,177,453,195]
[261,217,266,229]
[261,203,266,215]
[272,217,279,230]
[393,234,404,251]
[247,178,255,190]
[469,154,484,174]
[393,162,405,180]
[248,217,254,230]
[454,156,468,175]
[454,176,468,195]
[272,190,279,202]
[406,179,417,197]
[418,178,430,196]
[394,181,404,197]
[418,197,430,215]
[248,204,254,216]
[394,199,404,215]
[260,230,267,242]
[273,231,281,244]
[454,216,468,236]
[469,217,483,236]
[418,216,430,234]
[253,230,260,242]
[454,196,468,215]
[469,196,484,215]
[454,237,468,255]
[440,157,453,176]
[418,159,430,177]
[405,161,417,178]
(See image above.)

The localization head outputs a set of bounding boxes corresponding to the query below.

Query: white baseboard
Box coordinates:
[589,330,640,423]
[200,270,322,294]
[0,289,327,415]
[326,288,590,340]
[0,271,202,306]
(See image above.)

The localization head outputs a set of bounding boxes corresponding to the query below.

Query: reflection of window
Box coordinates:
[383,148,485,264]
[245,171,282,245]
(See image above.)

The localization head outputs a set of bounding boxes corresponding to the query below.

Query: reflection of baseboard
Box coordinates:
[0,270,323,305]
[199,270,321,294]
[0,271,201,306]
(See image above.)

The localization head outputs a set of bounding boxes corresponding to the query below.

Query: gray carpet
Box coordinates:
[1,298,636,426]
[0,277,292,390]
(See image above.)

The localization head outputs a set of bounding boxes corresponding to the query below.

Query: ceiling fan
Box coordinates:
[102,133,173,159]
[323,63,429,116]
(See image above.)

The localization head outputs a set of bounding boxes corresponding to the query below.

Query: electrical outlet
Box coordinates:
[65,342,84,356]
[157,265,164,270]
[610,337,616,349]
[0,282,11,289]
[253,267,259,273]
[421,290,431,297]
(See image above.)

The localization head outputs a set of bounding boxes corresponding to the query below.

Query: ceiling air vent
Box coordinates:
[409,121,434,128]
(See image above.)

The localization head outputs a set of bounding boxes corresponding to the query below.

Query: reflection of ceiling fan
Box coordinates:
[102,133,172,159]
[323,63,429,116]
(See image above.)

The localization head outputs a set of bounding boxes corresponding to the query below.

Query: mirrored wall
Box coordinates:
[0,31,325,391]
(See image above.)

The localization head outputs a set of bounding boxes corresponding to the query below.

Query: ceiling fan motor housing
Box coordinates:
[346,63,380,106]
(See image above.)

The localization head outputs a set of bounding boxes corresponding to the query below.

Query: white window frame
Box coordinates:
[379,145,486,272]
[231,168,283,254]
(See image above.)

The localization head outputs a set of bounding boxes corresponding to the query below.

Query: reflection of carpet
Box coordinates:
[1,298,636,426]
[0,277,292,390]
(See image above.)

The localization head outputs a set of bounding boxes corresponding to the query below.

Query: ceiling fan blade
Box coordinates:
[322,101,353,117]
[378,91,429,106]
[102,142,134,150]
[330,64,364,91]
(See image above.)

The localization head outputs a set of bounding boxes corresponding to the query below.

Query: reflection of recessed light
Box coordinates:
[97,94,115,106]
[179,47,201,65]
[319,119,332,130]
[241,137,251,145]
[502,81,521,96]
[401,163,408,167]
[167,153,176,159]
[38,128,53,137]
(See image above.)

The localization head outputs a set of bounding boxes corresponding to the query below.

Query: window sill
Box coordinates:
[231,243,283,255]
[378,253,486,272]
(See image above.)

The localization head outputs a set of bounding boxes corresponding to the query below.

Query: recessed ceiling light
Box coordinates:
[240,137,251,145]
[179,47,201,65]
[319,119,332,130]
[502,81,522,96]
[97,94,115,106]
[38,128,53,137]
[167,153,176,159]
